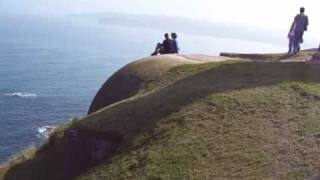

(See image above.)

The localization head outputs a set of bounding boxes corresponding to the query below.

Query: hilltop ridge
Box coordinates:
[88,54,236,114]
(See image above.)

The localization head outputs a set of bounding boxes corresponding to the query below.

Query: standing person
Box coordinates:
[293,7,309,54]
[288,21,297,54]
[151,33,173,56]
[171,32,180,54]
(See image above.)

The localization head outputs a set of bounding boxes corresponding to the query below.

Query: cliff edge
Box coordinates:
[2,50,320,180]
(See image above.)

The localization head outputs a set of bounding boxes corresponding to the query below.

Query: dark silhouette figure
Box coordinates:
[171,32,179,54]
[292,7,309,54]
[287,21,296,54]
[151,33,173,56]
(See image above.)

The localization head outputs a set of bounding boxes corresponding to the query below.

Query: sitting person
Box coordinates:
[151,42,164,56]
[171,32,179,54]
[151,33,173,56]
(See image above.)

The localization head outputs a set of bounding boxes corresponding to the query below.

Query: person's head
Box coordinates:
[171,33,177,39]
[300,7,305,14]
[164,33,169,39]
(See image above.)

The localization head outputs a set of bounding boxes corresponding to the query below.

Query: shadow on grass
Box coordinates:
[5,62,320,180]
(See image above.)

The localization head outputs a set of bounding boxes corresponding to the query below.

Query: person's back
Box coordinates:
[171,33,179,54]
[294,7,308,33]
[162,33,173,54]
[291,7,309,53]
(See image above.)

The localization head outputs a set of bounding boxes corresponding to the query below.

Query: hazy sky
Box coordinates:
[0,0,317,22]
[1,0,319,31]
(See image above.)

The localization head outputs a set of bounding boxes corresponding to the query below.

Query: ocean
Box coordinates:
[0,15,285,162]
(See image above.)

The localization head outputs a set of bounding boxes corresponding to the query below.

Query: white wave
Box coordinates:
[37,125,56,139]
[4,92,37,98]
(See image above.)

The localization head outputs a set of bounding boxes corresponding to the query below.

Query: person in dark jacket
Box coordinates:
[162,33,173,54]
[293,7,309,53]
[171,32,179,54]
[151,33,173,56]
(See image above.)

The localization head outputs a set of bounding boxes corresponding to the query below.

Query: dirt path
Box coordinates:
[180,54,240,63]
[220,49,319,62]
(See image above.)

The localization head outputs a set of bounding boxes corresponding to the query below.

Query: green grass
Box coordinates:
[138,61,236,95]
[78,82,320,180]
[3,60,320,180]
[0,167,7,180]
[0,145,36,179]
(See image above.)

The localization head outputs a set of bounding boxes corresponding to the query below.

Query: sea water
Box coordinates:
[0,15,285,162]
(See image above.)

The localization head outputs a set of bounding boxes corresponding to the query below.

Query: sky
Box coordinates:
[0,0,319,40]
[0,0,318,26]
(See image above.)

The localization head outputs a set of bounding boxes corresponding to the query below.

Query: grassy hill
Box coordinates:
[1,51,320,180]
